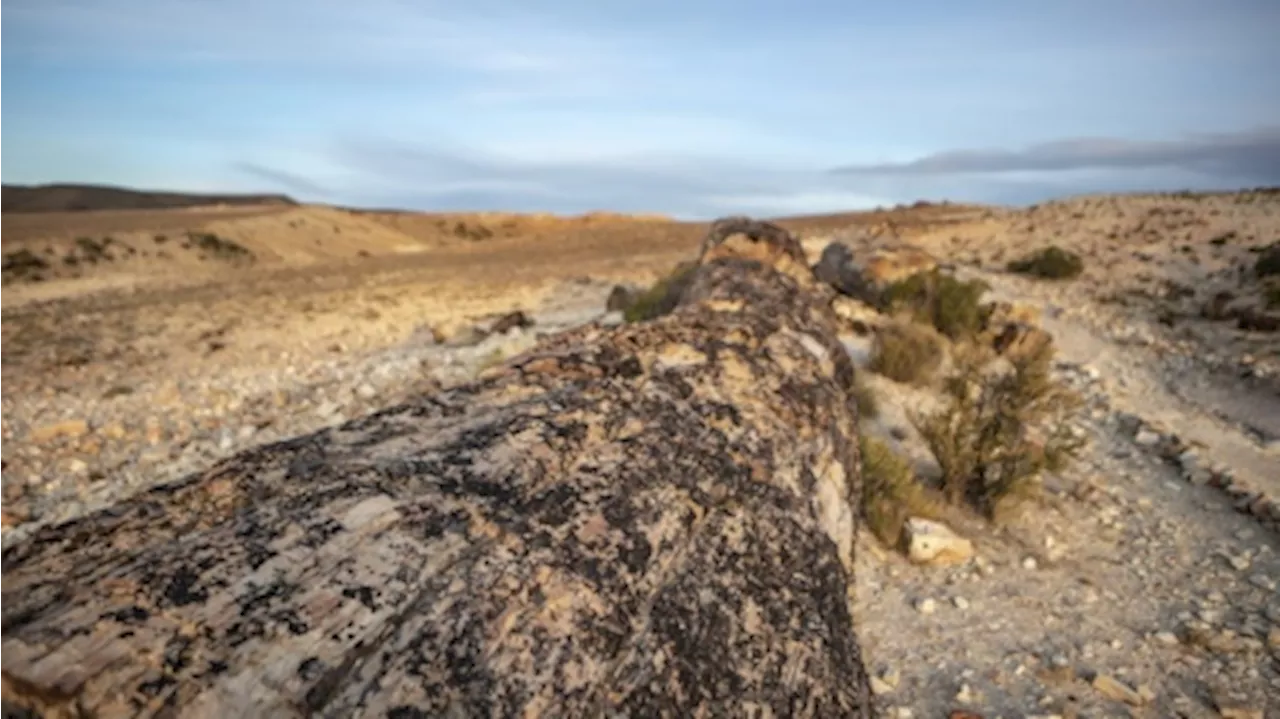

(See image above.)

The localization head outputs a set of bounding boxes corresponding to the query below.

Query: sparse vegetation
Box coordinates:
[880,269,990,340]
[75,236,112,263]
[859,435,942,546]
[869,318,944,385]
[1007,245,1084,280]
[623,262,698,323]
[1256,243,1280,278]
[2,249,51,282]
[852,372,879,420]
[457,221,493,241]
[186,232,254,262]
[912,340,1084,519]
[1264,284,1280,310]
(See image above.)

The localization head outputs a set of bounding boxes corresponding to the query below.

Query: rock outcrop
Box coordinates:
[1,218,876,718]
[812,239,937,305]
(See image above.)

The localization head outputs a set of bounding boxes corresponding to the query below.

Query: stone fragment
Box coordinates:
[905,517,975,566]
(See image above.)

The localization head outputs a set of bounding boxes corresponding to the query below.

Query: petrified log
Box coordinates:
[1,218,875,718]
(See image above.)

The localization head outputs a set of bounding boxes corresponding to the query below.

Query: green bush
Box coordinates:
[869,319,944,385]
[1007,246,1084,280]
[859,436,942,546]
[912,340,1084,519]
[880,269,990,340]
[623,262,698,322]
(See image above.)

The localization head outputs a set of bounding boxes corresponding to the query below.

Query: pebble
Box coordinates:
[1134,429,1161,447]
[1022,557,1039,571]
[952,596,970,610]
[1153,631,1180,646]
[916,598,938,615]
[1264,604,1280,624]
[869,675,896,696]
[1248,574,1276,591]
[1092,674,1145,705]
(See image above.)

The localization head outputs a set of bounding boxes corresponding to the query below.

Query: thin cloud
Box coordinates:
[232,162,331,197]
[255,131,1280,218]
[1,0,666,101]
[322,137,879,218]
[831,126,1280,181]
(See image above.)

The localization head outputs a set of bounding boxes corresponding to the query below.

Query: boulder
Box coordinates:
[813,241,938,305]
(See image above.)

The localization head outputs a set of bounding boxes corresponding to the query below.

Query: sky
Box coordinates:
[4,0,1280,218]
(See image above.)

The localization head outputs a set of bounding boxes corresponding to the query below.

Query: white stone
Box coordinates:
[904,517,975,566]
[1134,429,1161,447]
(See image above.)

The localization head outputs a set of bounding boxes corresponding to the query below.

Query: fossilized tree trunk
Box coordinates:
[1,218,875,718]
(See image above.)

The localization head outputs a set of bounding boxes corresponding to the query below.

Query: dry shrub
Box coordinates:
[912,339,1084,518]
[1257,243,1280,278]
[1264,284,1280,310]
[880,269,990,339]
[859,436,943,546]
[869,319,944,385]
[852,372,879,420]
[624,261,698,322]
[1007,245,1084,280]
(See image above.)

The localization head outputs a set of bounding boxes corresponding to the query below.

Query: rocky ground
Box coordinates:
[2,193,1278,717]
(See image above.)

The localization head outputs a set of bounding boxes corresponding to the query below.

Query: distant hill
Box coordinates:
[1,183,297,213]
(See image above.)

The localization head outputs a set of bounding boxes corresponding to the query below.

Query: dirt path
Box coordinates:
[973,269,1280,505]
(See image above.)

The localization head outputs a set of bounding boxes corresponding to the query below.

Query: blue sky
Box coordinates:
[4,0,1279,218]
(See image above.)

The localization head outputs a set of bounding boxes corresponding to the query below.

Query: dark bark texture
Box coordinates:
[1,218,876,718]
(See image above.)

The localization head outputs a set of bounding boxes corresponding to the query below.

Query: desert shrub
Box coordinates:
[624,262,698,323]
[452,221,494,241]
[859,436,942,546]
[852,372,879,420]
[2,249,51,282]
[880,269,990,339]
[1256,243,1280,278]
[912,339,1084,519]
[1264,284,1280,310]
[1007,246,1084,280]
[74,236,112,263]
[869,319,944,385]
[186,232,254,261]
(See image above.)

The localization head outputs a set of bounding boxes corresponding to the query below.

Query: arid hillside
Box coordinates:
[1,204,714,306]
[1,182,297,213]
